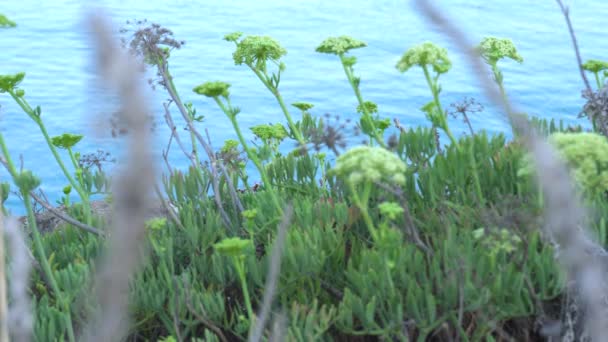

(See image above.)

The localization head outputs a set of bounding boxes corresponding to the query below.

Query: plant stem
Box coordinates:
[0,133,76,342]
[339,54,386,147]
[421,66,457,146]
[8,91,92,226]
[213,98,283,215]
[234,258,254,323]
[249,67,306,147]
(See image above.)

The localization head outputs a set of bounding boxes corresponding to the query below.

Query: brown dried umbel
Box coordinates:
[300,113,358,156]
[119,19,185,89]
[580,86,608,135]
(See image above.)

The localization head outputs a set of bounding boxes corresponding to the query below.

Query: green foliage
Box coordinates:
[3,19,603,341]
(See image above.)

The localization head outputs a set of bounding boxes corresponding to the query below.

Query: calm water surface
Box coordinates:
[1,0,607,213]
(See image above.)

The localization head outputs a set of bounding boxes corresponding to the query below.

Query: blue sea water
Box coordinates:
[0,0,606,214]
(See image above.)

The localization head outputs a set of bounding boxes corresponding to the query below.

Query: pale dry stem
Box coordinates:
[82,11,156,342]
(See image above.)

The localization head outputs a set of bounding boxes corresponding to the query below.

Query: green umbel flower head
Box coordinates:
[396,42,451,74]
[316,36,366,55]
[214,237,253,258]
[519,132,608,196]
[232,35,287,68]
[477,37,523,64]
[331,146,407,186]
[193,81,231,98]
[0,72,25,93]
[51,133,83,149]
[582,59,608,74]
[292,102,314,112]
[250,123,288,142]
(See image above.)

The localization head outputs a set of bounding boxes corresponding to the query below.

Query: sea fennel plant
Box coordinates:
[316,36,389,147]
[397,41,456,146]
[224,32,306,148]
[0,73,94,226]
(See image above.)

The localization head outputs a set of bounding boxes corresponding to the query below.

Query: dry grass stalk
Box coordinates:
[6,217,33,342]
[249,204,293,342]
[0,210,7,342]
[81,11,156,342]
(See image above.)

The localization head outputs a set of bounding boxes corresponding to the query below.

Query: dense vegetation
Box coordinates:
[2,3,608,341]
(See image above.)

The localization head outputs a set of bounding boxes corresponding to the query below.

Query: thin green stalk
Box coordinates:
[8,91,92,225]
[213,97,283,215]
[421,65,457,146]
[468,142,484,204]
[0,133,76,342]
[349,182,378,241]
[234,259,254,322]
[248,66,306,147]
[339,54,386,147]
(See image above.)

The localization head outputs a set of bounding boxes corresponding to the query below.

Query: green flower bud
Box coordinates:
[15,89,25,97]
[356,101,378,114]
[62,185,72,195]
[221,139,239,153]
[14,169,40,193]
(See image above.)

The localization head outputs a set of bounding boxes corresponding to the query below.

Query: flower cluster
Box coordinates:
[519,132,608,196]
[332,146,407,186]
[193,81,231,98]
[231,35,287,68]
[0,72,25,93]
[316,36,366,55]
[476,37,523,65]
[396,42,451,74]
[582,59,608,74]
